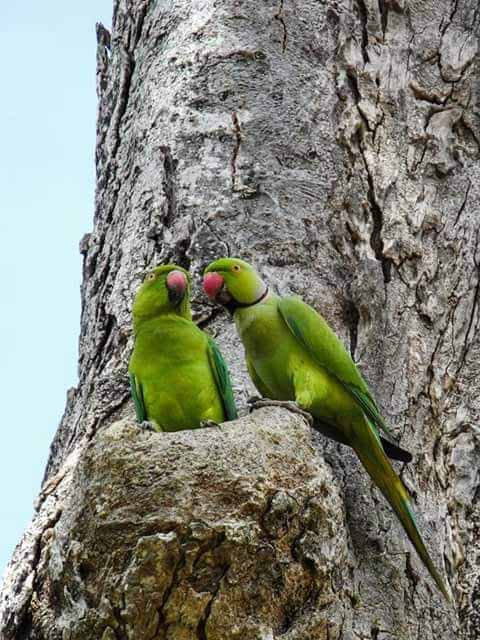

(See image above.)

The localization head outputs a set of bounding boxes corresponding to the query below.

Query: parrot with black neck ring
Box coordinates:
[203,257,450,600]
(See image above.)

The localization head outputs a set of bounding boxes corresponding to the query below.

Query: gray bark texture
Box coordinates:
[1,0,479,638]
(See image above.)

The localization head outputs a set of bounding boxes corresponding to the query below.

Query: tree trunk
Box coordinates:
[1,0,479,638]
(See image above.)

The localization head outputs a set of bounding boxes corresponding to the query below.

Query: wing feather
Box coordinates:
[278,296,394,440]
[207,337,238,421]
[129,372,147,422]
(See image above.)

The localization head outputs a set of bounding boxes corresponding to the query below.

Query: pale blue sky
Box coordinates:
[0,2,113,576]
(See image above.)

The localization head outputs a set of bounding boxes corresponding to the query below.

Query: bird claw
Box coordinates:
[247,398,314,427]
[200,420,222,429]
[138,420,156,432]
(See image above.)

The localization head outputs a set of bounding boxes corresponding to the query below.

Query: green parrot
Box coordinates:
[203,257,450,600]
[129,264,237,431]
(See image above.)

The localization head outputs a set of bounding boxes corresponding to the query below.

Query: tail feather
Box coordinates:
[312,419,413,463]
[353,420,451,601]
[380,438,412,463]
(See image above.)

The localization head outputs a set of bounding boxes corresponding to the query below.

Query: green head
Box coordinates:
[203,258,268,313]
[132,264,192,330]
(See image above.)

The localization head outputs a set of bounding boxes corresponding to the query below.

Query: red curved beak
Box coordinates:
[166,270,187,302]
[203,272,224,299]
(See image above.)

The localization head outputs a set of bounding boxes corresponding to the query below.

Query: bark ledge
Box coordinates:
[2,409,351,640]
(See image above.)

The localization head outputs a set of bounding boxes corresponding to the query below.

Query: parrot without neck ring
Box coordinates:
[203,257,450,601]
[129,264,237,432]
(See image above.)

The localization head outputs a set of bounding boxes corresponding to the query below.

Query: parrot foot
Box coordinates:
[200,420,222,429]
[138,420,156,432]
[247,398,314,427]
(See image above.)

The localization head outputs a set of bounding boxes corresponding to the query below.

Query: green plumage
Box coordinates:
[278,297,394,440]
[204,258,450,600]
[129,264,237,431]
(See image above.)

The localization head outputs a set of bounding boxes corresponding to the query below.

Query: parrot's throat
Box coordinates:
[224,287,269,316]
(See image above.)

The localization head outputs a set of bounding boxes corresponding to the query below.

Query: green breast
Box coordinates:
[129,316,224,430]
[235,298,300,400]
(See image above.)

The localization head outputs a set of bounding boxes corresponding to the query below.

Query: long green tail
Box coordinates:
[353,419,451,601]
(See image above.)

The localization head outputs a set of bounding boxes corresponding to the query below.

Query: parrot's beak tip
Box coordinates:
[203,272,224,299]
[167,270,187,304]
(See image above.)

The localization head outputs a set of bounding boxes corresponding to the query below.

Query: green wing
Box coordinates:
[129,372,147,422]
[278,296,392,439]
[207,337,238,421]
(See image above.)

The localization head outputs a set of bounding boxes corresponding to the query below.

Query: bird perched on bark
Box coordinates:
[203,257,450,600]
[129,264,237,431]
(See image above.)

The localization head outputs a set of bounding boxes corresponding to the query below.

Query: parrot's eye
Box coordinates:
[232,264,241,273]
[146,272,156,282]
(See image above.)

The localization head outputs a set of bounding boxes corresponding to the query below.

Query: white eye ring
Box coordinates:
[233,264,241,272]
[146,272,156,282]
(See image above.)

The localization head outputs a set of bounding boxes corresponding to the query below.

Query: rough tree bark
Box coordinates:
[1,0,479,638]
